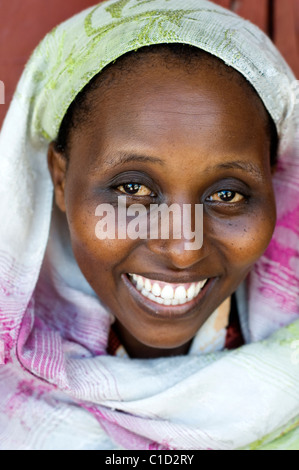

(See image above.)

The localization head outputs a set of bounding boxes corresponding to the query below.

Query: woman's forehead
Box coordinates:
[55,43,278,172]
[79,48,269,138]
[67,53,271,177]
[90,44,261,103]
[69,45,270,139]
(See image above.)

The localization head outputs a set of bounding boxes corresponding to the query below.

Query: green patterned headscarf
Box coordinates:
[21,0,295,147]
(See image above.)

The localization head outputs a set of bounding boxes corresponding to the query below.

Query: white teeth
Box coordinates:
[194,283,201,296]
[144,278,152,292]
[187,283,195,299]
[148,293,156,302]
[128,274,208,306]
[141,288,149,298]
[152,283,161,297]
[136,276,144,291]
[174,286,187,300]
[161,285,174,300]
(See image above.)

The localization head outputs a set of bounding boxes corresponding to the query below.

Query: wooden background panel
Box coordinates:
[215,0,232,8]
[0,0,99,126]
[296,0,299,51]
[273,0,299,77]
[231,0,269,34]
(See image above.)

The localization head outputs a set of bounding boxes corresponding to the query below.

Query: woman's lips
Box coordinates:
[122,273,215,319]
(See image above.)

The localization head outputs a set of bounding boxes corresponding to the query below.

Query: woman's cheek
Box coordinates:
[208,207,276,268]
[66,203,134,278]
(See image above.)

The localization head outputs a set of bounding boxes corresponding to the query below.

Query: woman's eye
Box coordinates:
[117,183,153,196]
[207,190,244,203]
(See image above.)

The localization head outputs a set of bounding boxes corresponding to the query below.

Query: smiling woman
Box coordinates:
[0,0,299,451]
[48,44,277,359]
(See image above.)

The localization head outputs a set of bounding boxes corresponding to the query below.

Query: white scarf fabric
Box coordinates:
[0,0,298,450]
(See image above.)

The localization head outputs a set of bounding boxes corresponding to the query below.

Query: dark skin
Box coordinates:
[48,54,277,359]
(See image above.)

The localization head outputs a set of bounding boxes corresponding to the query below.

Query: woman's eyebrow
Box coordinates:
[213,160,264,181]
[95,154,263,181]
[104,152,166,168]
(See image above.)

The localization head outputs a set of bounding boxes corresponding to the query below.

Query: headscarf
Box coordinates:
[0,0,298,450]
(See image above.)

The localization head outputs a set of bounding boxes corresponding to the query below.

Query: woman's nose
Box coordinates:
[146,202,209,270]
[148,238,209,270]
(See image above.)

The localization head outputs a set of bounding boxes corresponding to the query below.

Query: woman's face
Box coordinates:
[49,54,276,358]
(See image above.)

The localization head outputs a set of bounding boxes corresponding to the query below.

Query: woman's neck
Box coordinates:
[113,322,192,359]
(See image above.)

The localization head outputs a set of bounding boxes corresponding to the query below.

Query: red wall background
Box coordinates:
[0,0,98,126]
[0,0,298,127]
